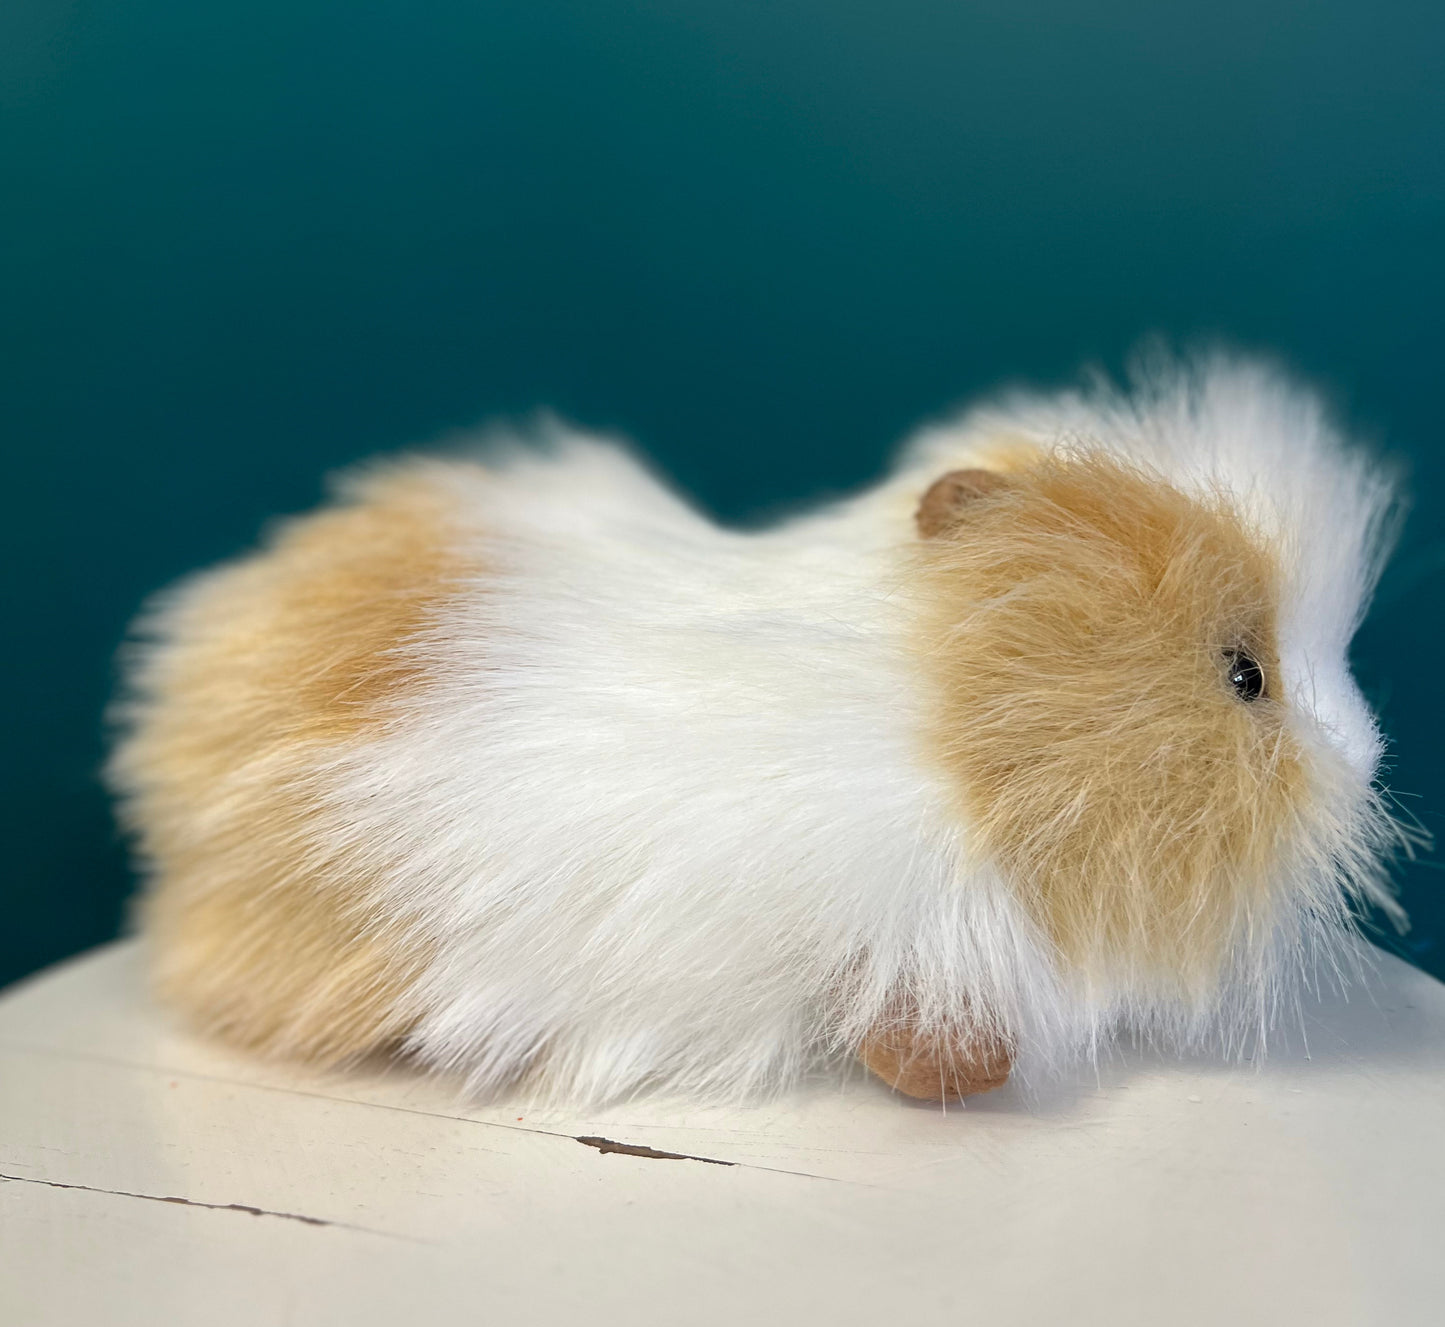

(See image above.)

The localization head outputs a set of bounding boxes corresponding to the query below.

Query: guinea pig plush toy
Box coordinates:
[108,355,1404,1104]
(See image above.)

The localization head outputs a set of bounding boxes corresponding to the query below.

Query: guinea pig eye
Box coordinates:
[1223,650,1266,702]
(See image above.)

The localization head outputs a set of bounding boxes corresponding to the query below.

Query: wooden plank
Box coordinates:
[2,942,1442,1325]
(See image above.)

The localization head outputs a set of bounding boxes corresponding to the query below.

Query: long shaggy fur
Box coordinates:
[108,354,1407,1103]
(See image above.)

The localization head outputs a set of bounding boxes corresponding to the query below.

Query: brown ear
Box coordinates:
[915,468,1007,538]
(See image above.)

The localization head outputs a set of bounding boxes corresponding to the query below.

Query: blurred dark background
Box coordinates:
[2,1,1441,990]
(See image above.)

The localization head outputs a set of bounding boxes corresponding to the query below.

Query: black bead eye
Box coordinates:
[1224,650,1265,702]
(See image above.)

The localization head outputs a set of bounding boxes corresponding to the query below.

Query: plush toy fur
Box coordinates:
[109,355,1405,1104]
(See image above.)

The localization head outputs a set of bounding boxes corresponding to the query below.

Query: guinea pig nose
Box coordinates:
[1224,650,1266,702]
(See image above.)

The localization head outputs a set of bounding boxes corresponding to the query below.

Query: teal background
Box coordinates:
[2,2,1441,989]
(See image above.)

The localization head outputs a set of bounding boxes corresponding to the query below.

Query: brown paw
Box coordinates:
[858,1021,1013,1101]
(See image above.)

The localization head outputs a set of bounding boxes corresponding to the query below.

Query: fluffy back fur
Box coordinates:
[109,354,1406,1103]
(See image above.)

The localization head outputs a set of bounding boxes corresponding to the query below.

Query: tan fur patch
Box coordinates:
[915,453,1303,997]
[111,467,468,1063]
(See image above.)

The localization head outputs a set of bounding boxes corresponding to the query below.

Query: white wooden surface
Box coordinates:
[1,942,1442,1326]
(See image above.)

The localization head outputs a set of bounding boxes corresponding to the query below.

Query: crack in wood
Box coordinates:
[0,1170,411,1238]
[0,1041,866,1185]
[574,1135,735,1165]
